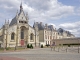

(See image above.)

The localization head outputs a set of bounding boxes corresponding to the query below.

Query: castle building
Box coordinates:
[33,22,75,46]
[0,3,75,48]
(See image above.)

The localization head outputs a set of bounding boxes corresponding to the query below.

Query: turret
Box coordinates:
[16,10,18,19]
[45,23,48,29]
[33,21,38,31]
[26,12,29,23]
[4,19,9,29]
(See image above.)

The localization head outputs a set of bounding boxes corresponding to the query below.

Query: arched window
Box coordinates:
[21,28,24,39]
[30,33,33,40]
[11,33,15,40]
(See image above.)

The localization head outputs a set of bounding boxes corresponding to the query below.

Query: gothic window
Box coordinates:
[11,33,15,40]
[21,28,24,39]
[30,33,33,40]
[25,21,27,23]
[21,21,23,23]
[19,21,20,23]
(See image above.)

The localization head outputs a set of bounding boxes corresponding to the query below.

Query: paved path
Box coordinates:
[0,56,25,60]
[0,48,80,60]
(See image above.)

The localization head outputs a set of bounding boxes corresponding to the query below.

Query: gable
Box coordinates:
[18,11,27,21]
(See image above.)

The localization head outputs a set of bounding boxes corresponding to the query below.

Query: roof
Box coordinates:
[9,16,17,26]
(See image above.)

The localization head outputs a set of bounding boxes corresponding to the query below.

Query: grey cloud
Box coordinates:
[0,0,76,31]
[24,0,50,11]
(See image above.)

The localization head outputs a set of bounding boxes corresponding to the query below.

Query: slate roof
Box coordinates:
[57,28,73,36]
[9,16,17,26]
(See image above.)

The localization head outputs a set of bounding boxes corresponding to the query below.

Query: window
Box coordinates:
[25,21,27,23]
[19,21,27,24]
[53,36,54,39]
[46,41,47,45]
[45,31,46,34]
[21,21,23,23]
[19,21,21,23]
[48,36,49,39]
[45,35,47,39]
[50,36,51,39]
[30,33,34,40]
[21,29,24,39]
[11,33,15,40]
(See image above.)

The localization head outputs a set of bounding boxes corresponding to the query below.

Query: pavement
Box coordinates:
[0,47,80,60]
[0,56,25,60]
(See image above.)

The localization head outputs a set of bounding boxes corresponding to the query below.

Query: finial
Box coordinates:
[20,0,23,12]
[8,20,9,24]
[34,20,35,23]
[5,19,6,24]
[16,10,18,16]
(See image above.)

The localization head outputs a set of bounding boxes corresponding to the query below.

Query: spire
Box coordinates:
[33,20,36,28]
[5,19,6,24]
[8,20,9,24]
[26,12,29,20]
[16,10,18,17]
[20,1,23,12]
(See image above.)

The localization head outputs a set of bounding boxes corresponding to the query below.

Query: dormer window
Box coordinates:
[19,21,27,24]
[21,21,23,23]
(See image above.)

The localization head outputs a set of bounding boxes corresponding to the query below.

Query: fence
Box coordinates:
[51,45,80,53]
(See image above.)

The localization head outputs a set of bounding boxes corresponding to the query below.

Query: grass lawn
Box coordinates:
[0,47,28,52]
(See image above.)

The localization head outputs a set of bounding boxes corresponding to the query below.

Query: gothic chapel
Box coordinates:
[0,3,39,48]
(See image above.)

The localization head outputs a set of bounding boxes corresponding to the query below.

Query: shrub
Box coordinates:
[5,47,11,50]
[29,44,33,49]
[41,44,43,48]
[68,44,70,47]
[46,44,50,47]
[27,44,30,48]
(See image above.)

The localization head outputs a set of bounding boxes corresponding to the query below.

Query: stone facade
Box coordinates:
[0,3,39,48]
[33,22,75,46]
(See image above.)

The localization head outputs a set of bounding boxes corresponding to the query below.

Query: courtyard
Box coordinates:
[0,47,80,60]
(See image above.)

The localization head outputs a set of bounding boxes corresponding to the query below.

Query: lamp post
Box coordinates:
[78,38,79,53]
[25,35,28,49]
[5,28,8,50]
[35,29,36,47]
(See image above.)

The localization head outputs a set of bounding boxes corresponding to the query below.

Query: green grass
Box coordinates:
[0,47,27,52]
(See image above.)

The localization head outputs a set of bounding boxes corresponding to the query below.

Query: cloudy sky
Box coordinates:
[0,0,80,37]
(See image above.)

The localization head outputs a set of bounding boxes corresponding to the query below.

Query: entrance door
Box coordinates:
[20,26,28,46]
[20,40,24,46]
